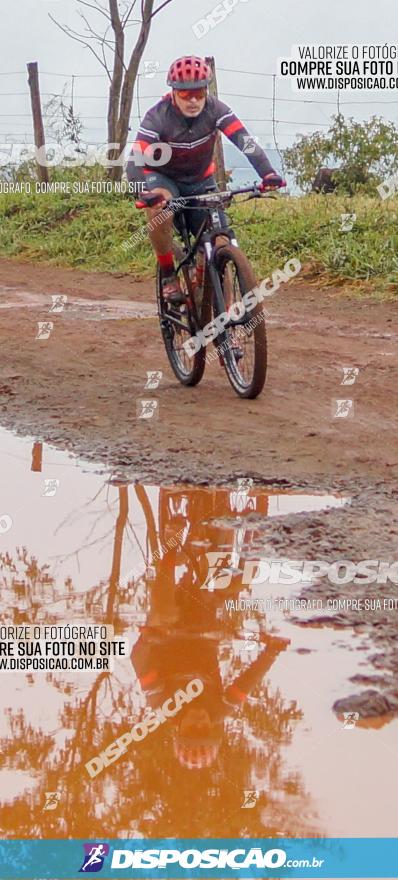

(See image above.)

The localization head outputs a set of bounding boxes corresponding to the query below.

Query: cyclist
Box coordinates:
[126,55,285,304]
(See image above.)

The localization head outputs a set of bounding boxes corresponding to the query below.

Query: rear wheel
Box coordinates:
[213,244,267,399]
[156,243,206,386]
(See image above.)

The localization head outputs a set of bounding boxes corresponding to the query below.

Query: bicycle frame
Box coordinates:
[165,193,239,334]
[158,183,276,335]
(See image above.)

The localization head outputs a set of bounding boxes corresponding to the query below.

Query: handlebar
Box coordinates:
[135,182,285,210]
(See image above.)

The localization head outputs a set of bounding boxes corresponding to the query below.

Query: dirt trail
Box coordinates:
[0,257,396,486]
[0,257,397,706]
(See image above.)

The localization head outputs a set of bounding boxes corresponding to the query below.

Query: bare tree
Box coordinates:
[49,0,175,181]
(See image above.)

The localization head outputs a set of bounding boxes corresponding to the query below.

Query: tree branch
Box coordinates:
[121,0,139,26]
[76,0,111,21]
[48,15,112,74]
[78,10,116,46]
[150,0,174,18]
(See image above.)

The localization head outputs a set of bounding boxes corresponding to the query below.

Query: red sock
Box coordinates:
[157,251,174,274]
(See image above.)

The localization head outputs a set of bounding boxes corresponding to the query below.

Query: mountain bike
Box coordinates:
[137,184,275,399]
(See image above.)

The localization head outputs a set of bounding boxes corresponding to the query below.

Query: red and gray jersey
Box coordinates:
[126,93,275,185]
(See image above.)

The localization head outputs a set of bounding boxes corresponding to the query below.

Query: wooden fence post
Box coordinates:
[27,62,49,184]
[206,56,227,190]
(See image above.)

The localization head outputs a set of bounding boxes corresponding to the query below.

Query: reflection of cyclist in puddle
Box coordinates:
[132,486,289,769]
[155,485,270,612]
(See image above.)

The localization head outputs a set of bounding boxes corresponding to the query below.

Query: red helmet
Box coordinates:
[167,56,212,90]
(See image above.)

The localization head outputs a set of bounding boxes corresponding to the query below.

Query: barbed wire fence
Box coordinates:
[0,64,397,179]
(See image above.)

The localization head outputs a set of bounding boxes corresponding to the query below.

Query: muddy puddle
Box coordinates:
[0,287,156,320]
[0,427,397,841]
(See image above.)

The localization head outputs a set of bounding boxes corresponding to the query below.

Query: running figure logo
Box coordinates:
[49,294,67,313]
[144,370,163,390]
[137,399,159,419]
[36,321,54,340]
[43,791,60,811]
[342,712,359,729]
[79,844,109,872]
[242,135,259,154]
[43,478,60,497]
[241,790,259,809]
[200,552,234,591]
[332,399,354,419]
[341,367,359,386]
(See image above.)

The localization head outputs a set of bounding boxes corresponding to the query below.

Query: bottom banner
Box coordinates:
[0,838,397,878]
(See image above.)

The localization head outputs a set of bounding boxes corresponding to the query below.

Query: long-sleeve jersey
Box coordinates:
[131,630,287,721]
[126,93,275,185]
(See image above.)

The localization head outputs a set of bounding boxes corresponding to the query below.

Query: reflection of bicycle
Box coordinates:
[138,184,274,399]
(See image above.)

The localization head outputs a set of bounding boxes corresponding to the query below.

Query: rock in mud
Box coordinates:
[333,689,396,718]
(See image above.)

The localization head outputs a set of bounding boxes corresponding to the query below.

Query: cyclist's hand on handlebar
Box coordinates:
[259,172,287,192]
[135,191,167,209]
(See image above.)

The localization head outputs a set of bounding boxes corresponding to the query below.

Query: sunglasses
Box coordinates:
[175,88,207,100]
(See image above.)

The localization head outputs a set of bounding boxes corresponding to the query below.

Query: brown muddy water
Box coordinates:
[0,428,396,842]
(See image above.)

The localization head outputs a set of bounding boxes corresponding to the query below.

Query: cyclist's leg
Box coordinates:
[143,171,180,269]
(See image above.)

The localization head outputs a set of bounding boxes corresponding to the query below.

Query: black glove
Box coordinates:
[259,172,287,191]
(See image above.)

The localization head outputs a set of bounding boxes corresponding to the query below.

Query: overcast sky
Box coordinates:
[2,0,398,155]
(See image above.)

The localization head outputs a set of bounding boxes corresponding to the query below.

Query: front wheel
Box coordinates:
[156,243,206,387]
[213,244,267,399]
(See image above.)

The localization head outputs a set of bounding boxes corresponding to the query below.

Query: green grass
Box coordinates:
[0,186,397,296]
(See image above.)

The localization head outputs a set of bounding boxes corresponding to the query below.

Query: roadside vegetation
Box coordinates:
[0,166,397,297]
